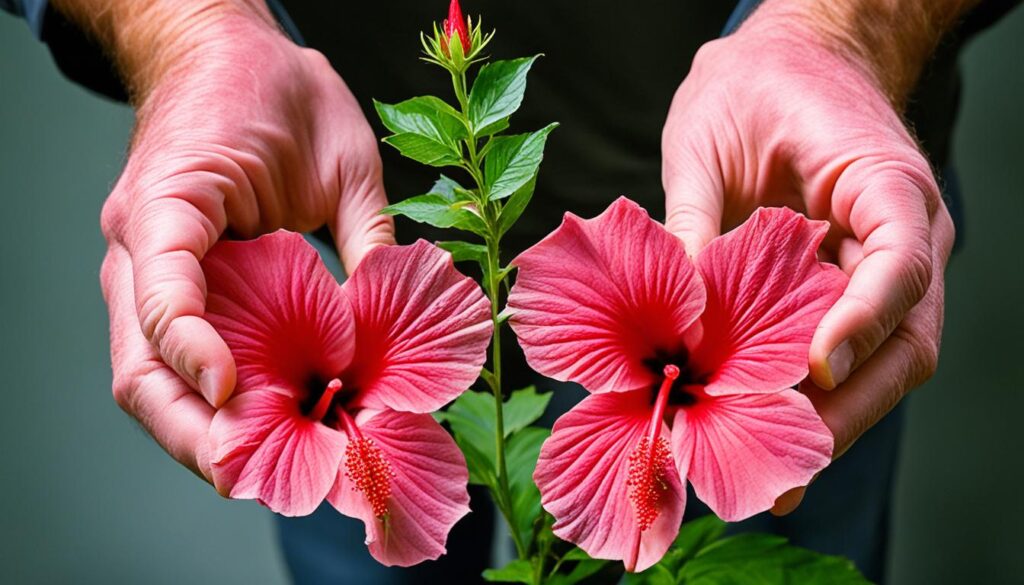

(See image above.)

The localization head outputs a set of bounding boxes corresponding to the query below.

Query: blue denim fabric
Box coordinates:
[0,0,46,36]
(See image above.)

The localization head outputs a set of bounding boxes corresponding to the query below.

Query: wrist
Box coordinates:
[50,0,280,102]
[741,0,977,110]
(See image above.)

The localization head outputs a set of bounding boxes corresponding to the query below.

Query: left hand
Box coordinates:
[661,1,956,513]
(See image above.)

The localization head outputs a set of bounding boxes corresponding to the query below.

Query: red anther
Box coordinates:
[627,436,672,531]
[344,437,396,519]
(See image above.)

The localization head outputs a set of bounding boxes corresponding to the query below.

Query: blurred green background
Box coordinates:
[1,8,1021,585]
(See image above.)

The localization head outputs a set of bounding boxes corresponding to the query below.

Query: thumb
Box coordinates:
[662,140,724,256]
[332,162,396,274]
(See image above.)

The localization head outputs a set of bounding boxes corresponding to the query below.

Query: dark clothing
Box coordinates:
[4,1,1019,583]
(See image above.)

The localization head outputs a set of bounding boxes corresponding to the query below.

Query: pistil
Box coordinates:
[309,378,343,422]
[625,365,679,571]
[647,364,679,442]
[335,400,395,520]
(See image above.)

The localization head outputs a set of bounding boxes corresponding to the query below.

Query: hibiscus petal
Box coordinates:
[692,208,848,395]
[508,197,706,394]
[327,410,470,567]
[202,231,355,395]
[671,390,833,522]
[343,240,492,413]
[534,390,685,572]
[209,389,345,517]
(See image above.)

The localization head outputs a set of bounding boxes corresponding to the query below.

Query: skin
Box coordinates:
[54,0,970,511]
[52,0,394,481]
[662,0,974,513]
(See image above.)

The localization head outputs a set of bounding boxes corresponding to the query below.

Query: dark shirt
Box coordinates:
[3,1,1021,253]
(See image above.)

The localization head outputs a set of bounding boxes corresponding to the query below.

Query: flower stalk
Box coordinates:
[378,0,556,577]
[450,65,524,557]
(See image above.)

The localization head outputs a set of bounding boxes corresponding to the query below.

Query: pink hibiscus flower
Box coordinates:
[201,231,492,566]
[507,197,848,572]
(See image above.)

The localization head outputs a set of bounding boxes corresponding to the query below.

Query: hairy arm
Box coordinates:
[50,0,277,100]
[767,0,980,108]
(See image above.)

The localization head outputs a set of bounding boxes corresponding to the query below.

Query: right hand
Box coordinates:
[99,9,394,483]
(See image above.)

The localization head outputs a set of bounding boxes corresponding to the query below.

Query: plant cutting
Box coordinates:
[201,1,874,582]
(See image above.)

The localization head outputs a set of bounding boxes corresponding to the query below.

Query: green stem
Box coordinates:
[485,228,524,558]
[452,65,527,560]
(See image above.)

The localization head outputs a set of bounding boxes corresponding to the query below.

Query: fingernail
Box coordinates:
[197,367,226,407]
[826,341,855,388]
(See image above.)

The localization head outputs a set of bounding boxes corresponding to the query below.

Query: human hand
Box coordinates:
[83,1,394,482]
[661,0,959,512]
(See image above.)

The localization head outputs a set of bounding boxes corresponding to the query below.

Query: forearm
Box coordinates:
[744,0,981,109]
[48,0,278,101]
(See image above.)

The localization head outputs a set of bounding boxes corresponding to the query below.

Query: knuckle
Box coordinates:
[99,251,119,301]
[844,289,894,334]
[935,204,956,260]
[665,201,717,238]
[111,370,142,415]
[100,190,129,244]
[893,326,940,389]
[300,47,334,73]
[111,364,163,424]
[137,292,175,343]
[897,245,934,306]
[690,39,726,73]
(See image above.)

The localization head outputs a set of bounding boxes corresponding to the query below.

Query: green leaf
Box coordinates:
[458,434,498,488]
[477,116,510,137]
[374,96,465,140]
[443,388,552,450]
[381,194,487,235]
[440,389,551,545]
[468,56,539,131]
[671,515,727,566]
[506,427,549,555]
[680,533,871,585]
[429,174,466,202]
[622,564,675,585]
[503,386,552,436]
[627,516,726,584]
[497,174,536,236]
[443,390,499,468]
[437,240,488,264]
[482,559,534,583]
[547,559,609,585]
[382,133,462,166]
[375,97,466,167]
[484,123,558,201]
[560,548,592,562]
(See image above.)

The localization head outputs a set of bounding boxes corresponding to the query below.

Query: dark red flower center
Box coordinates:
[307,378,343,422]
[643,348,709,409]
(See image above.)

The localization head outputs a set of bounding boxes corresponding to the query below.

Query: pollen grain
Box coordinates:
[626,436,672,531]
[345,437,396,519]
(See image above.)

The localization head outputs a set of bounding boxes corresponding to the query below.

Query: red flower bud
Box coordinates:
[442,0,471,56]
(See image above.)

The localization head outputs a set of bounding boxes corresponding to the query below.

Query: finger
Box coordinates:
[662,133,724,256]
[811,280,943,459]
[331,147,396,273]
[771,208,949,516]
[771,485,807,516]
[809,163,939,389]
[102,244,215,482]
[120,171,236,406]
